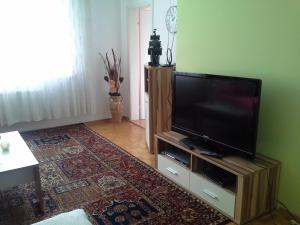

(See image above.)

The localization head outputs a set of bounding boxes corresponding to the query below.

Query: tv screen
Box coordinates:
[172,72,261,158]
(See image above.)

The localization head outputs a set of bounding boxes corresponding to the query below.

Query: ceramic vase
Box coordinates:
[110,95,123,122]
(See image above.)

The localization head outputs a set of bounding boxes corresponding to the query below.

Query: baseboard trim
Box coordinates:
[0,114,109,133]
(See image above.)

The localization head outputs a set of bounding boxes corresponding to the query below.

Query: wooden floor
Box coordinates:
[86,119,155,167]
[85,119,292,225]
[130,119,146,128]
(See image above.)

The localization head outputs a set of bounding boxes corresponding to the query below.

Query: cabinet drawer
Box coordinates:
[157,155,190,189]
[190,172,235,218]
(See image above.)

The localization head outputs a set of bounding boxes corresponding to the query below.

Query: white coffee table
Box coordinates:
[0,131,43,211]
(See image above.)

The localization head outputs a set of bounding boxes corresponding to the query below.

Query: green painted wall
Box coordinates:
[176,0,300,214]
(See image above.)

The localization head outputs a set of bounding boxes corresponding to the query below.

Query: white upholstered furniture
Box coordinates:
[32,209,93,225]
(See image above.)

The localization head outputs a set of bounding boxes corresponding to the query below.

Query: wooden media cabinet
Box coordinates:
[155,131,280,224]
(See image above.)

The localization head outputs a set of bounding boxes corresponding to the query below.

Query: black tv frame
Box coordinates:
[171,72,262,159]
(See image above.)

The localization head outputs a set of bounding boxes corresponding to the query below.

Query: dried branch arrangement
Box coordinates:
[100,49,124,96]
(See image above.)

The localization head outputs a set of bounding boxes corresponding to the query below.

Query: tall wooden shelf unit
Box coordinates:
[144,66,174,153]
[155,131,280,224]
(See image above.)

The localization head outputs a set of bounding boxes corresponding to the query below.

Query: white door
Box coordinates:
[139,6,151,120]
[128,8,140,120]
[128,5,152,121]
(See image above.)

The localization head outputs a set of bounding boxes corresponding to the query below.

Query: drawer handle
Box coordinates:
[166,167,178,175]
[203,189,218,200]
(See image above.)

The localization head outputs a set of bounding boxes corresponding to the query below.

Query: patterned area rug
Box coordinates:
[0,124,229,225]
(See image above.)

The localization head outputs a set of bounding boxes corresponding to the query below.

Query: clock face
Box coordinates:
[165,6,177,34]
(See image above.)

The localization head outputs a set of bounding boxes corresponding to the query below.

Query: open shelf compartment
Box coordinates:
[192,156,237,193]
[157,138,191,169]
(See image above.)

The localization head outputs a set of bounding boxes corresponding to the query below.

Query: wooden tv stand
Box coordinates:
[155,131,280,224]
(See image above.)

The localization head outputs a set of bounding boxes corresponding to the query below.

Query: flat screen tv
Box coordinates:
[172,72,262,158]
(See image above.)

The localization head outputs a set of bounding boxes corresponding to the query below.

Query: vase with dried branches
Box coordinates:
[100,49,124,122]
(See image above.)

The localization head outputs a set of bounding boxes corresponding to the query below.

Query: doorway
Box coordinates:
[128,5,152,127]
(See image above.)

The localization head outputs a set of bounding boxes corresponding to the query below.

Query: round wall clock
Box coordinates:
[165,5,177,34]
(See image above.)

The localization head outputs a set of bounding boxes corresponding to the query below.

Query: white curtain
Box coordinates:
[0,0,90,127]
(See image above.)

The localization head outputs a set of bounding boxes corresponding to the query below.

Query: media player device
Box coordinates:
[161,150,190,167]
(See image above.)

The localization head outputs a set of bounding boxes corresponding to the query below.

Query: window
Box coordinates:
[0,0,76,92]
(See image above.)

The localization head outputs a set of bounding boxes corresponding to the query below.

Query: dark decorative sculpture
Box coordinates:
[148,29,162,67]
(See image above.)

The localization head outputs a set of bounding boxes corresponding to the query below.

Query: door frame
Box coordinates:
[120,0,153,120]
